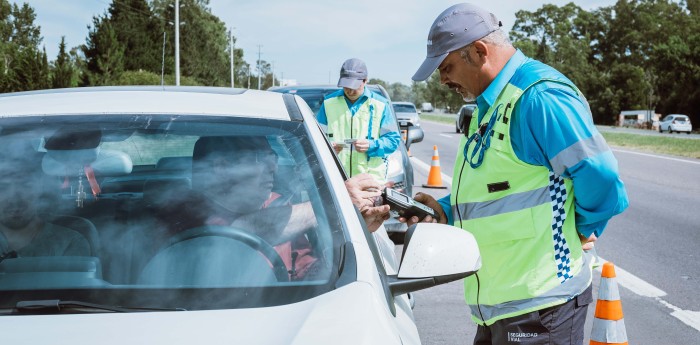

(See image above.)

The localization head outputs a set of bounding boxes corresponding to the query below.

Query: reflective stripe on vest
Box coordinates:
[451,63,592,326]
[324,94,387,182]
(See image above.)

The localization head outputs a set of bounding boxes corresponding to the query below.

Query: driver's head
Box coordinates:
[0,140,45,230]
[192,136,278,213]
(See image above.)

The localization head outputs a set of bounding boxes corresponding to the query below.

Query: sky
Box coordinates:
[22,0,617,86]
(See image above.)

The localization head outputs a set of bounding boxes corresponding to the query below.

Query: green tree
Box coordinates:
[82,16,125,86]
[152,0,232,86]
[107,0,161,73]
[386,82,412,102]
[51,36,75,88]
[0,2,46,92]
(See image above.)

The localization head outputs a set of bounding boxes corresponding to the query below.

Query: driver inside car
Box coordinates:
[0,141,90,259]
[157,136,390,281]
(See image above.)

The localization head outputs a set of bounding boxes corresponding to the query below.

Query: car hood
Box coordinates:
[1,283,403,345]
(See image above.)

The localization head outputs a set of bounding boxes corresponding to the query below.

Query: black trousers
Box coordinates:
[473,285,593,345]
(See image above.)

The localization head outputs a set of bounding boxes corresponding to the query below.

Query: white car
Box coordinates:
[392,101,421,128]
[658,114,692,134]
[0,87,481,344]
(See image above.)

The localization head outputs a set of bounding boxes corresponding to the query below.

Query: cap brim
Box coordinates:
[412,53,448,81]
[337,77,364,89]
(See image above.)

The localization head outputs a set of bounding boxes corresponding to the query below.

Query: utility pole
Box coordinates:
[257,45,262,90]
[271,61,275,87]
[175,0,181,86]
[229,27,235,88]
[247,65,251,89]
[161,32,167,86]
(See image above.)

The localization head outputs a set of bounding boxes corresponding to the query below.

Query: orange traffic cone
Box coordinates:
[401,130,412,157]
[590,262,628,345]
[422,145,447,189]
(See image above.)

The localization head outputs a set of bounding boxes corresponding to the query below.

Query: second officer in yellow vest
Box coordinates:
[316,58,401,184]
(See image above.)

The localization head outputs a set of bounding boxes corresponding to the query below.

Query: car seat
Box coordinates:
[48,215,101,257]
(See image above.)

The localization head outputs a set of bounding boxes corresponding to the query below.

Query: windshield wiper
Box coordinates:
[14,300,187,313]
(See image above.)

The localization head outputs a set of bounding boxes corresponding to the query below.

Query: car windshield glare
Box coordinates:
[0,115,342,311]
[393,104,417,113]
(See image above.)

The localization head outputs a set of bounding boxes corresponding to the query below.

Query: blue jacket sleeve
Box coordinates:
[512,83,629,238]
[367,101,400,158]
[438,194,453,225]
[316,103,328,125]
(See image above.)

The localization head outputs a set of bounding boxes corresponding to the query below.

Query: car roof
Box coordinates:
[269,84,392,102]
[0,86,293,120]
[392,101,414,106]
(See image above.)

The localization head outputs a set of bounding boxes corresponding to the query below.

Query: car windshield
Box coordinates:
[286,89,336,114]
[0,114,343,312]
[392,104,417,113]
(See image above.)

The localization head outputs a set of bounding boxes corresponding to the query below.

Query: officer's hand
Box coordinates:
[332,142,343,154]
[398,192,446,226]
[361,204,391,232]
[354,139,370,152]
[579,233,597,251]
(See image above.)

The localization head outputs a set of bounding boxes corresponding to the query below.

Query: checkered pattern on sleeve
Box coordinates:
[549,172,572,283]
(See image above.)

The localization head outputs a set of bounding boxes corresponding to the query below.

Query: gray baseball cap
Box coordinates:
[412,3,502,81]
[337,58,368,89]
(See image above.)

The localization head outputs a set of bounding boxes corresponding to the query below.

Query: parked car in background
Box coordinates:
[392,102,421,128]
[456,103,477,133]
[658,114,692,134]
[0,86,482,345]
[269,84,422,243]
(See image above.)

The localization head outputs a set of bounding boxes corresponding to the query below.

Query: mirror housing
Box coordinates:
[388,223,481,296]
[406,126,424,146]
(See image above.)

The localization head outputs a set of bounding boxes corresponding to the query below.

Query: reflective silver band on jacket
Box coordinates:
[380,126,394,136]
[468,252,594,322]
[549,134,610,176]
[453,185,550,221]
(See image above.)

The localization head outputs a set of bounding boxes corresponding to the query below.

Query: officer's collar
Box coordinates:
[477,49,527,112]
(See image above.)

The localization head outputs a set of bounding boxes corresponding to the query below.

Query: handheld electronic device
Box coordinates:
[382,188,439,222]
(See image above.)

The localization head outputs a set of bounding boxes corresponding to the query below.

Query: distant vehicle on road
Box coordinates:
[456,103,477,133]
[420,102,434,113]
[659,114,692,134]
[392,102,421,128]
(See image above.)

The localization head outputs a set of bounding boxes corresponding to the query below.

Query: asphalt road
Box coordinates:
[399,120,700,344]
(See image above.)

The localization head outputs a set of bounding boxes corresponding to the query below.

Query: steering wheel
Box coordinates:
[163,225,289,282]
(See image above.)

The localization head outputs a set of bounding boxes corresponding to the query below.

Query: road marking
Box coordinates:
[596,257,700,332]
[612,148,700,165]
[439,134,453,139]
[411,155,700,332]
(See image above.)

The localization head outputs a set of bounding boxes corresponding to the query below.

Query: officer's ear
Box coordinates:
[472,41,489,64]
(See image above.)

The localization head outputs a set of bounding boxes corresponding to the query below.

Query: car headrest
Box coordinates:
[42,149,133,177]
[156,156,192,172]
[192,136,271,161]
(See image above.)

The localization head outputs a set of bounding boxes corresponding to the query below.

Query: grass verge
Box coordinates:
[601,132,700,159]
[420,113,456,126]
[420,116,700,159]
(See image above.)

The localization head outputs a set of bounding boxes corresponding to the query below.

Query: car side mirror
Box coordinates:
[388,223,481,296]
[406,126,424,145]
